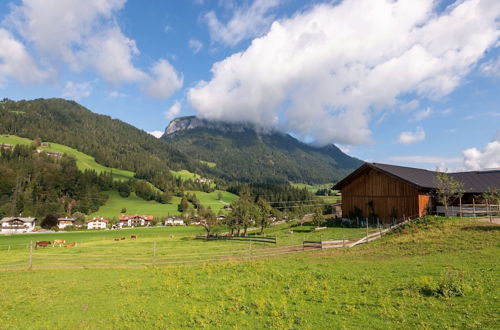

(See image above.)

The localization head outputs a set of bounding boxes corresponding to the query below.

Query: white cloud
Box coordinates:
[164,101,181,120]
[144,59,183,99]
[148,131,164,138]
[0,28,49,85]
[398,126,426,144]
[189,39,203,54]
[463,132,500,170]
[189,0,500,145]
[413,107,432,121]
[61,81,92,100]
[5,0,183,97]
[203,0,281,46]
[480,56,500,76]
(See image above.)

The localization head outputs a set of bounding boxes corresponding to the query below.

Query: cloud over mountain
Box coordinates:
[189,0,500,146]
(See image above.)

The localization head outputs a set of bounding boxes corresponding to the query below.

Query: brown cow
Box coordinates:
[114,238,120,241]
[64,242,76,247]
[130,235,137,240]
[53,239,66,247]
[35,241,51,249]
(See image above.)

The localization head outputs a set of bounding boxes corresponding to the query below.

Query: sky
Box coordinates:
[0,0,499,172]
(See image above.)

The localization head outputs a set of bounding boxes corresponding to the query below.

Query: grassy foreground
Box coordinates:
[0,217,498,328]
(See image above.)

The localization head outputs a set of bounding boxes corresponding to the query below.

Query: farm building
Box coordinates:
[57,217,75,229]
[86,217,109,229]
[164,217,185,226]
[118,215,153,227]
[333,163,500,223]
[0,217,37,234]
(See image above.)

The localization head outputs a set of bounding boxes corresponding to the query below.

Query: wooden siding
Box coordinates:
[341,167,421,222]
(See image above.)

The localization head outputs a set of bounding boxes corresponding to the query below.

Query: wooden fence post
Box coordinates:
[473,198,476,217]
[28,241,33,269]
[366,218,369,243]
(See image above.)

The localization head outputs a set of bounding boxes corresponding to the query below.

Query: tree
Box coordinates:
[217,191,223,201]
[178,196,189,212]
[201,207,218,236]
[72,211,86,225]
[256,198,272,234]
[41,214,59,229]
[435,171,464,215]
[482,187,500,222]
[312,208,325,227]
[117,181,131,198]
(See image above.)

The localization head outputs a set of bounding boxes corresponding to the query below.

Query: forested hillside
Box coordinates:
[0,145,109,218]
[0,98,203,182]
[163,116,362,184]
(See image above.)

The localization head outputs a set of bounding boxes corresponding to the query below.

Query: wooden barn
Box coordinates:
[333,163,500,223]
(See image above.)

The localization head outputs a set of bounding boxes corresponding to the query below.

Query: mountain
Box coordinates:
[0,98,203,178]
[162,116,363,184]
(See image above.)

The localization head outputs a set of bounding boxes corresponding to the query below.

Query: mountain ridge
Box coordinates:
[162,116,363,184]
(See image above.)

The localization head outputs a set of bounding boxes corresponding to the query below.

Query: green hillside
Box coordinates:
[91,190,239,218]
[163,116,362,184]
[0,98,204,179]
[0,134,134,181]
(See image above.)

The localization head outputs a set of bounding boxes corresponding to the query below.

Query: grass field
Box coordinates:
[91,190,239,218]
[0,217,498,328]
[0,134,134,181]
[170,169,201,180]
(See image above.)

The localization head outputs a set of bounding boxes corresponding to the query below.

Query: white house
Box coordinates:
[0,217,37,234]
[86,217,109,230]
[57,217,75,229]
[118,215,153,227]
[164,217,185,226]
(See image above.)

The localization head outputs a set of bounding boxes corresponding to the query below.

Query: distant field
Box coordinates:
[0,134,134,181]
[91,190,239,218]
[170,169,200,180]
[91,191,182,218]
[200,160,216,168]
[186,190,239,212]
[0,218,497,328]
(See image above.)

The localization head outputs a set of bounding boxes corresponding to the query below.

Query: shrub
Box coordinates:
[410,268,468,298]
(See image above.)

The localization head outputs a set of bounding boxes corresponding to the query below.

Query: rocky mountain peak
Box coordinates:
[164,116,274,137]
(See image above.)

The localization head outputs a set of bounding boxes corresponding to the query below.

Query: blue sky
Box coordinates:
[0,0,499,171]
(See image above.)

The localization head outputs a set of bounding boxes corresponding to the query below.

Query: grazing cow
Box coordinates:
[64,242,76,247]
[120,237,125,240]
[114,238,120,241]
[53,239,66,247]
[35,241,51,249]
[130,235,137,240]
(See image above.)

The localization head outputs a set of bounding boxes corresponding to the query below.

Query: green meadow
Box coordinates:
[0,217,498,328]
[91,190,239,218]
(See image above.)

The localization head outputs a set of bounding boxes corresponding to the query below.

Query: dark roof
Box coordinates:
[333,163,500,193]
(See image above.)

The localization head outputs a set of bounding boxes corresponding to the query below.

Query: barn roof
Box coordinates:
[333,163,500,193]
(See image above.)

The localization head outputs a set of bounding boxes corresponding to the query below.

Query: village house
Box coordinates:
[118,215,153,227]
[86,217,109,230]
[0,143,13,151]
[164,217,185,226]
[333,163,500,223]
[57,217,76,229]
[0,217,37,234]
